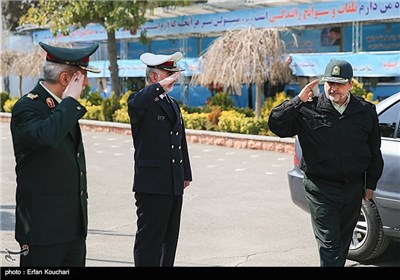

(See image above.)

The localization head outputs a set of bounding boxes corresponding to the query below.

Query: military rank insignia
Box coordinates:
[154,97,160,102]
[46,97,56,108]
[26,93,38,100]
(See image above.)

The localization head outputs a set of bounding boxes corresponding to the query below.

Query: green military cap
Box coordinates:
[39,42,101,73]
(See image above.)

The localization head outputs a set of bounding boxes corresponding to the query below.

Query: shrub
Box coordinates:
[77,99,101,120]
[256,117,271,136]
[102,93,121,122]
[218,110,245,133]
[1,92,10,112]
[233,106,255,118]
[86,91,103,106]
[207,92,234,110]
[207,106,221,125]
[182,111,209,130]
[113,108,129,123]
[239,117,260,135]
[119,91,132,109]
[3,98,18,113]
[262,91,289,119]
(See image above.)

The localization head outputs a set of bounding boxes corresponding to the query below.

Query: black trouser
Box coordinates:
[303,177,363,267]
[133,193,183,267]
[20,238,86,267]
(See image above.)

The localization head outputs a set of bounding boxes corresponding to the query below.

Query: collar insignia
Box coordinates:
[46,97,56,109]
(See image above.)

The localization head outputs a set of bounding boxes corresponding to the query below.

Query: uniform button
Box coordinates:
[77,106,81,110]
[81,171,84,176]
[178,146,181,149]
[171,145,174,149]
[80,191,84,196]
[156,87,160,91]
[77,152,80,158]
[172,159,175,163]
[176,132,179,135]
[170,131,173,135]
[180,159,183,163]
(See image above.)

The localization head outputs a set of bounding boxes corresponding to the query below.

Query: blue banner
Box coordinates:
[88,58,200,78]
[33,1,400,43]
[88,52,400,78]
[290,52,400,77]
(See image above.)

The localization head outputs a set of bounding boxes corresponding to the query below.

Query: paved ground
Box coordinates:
[1,122,399,268]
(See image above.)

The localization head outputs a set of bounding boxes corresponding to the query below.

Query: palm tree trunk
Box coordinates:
[19,75,23,97]
[255,83,262,118]
[107,30,120,96]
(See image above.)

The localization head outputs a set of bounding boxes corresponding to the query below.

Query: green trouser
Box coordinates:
[303,176,363,267]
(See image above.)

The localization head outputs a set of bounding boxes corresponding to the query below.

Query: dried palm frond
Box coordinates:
[191,26,291,89]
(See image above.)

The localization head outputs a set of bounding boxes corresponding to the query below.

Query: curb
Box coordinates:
[1,112,294,153]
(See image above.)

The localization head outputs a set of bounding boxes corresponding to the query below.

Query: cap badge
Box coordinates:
[26,93,38,100]
[46,97,56,109]
[331,65,341,76]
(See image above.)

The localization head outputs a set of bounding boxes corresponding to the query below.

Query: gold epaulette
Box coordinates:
[26,93,39,100]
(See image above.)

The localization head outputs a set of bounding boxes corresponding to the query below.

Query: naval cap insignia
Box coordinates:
[26,93,38,100]
[46,97,56,108]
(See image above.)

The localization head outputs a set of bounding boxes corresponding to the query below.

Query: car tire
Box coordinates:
[347,200,390,261]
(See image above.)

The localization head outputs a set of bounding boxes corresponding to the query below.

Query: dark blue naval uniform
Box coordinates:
[128,82,192,266]
[10,82,88,266]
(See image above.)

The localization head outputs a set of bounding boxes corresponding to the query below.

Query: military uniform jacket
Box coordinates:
[10,82,88,246]
[268,93,383,190]
[128,83,192,195]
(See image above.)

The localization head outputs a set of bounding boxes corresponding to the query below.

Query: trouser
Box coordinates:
[20,238,86,267]
[133,193,183,267]
[303,177,363,267]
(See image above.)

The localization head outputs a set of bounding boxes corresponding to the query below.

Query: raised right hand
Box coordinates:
[62,71,85,100]
[298,79,319,103]
[159,72,181,93]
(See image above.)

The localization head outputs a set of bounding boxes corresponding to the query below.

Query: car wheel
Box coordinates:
[347,200,390,261]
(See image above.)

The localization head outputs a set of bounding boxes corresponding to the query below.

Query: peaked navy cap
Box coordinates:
[140,52,184,72]
[39,42,101,73]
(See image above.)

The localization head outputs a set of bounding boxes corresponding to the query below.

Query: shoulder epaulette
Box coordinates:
[26,93,39,100]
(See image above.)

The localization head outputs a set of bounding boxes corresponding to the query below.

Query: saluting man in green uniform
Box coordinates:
[10,42,100,267]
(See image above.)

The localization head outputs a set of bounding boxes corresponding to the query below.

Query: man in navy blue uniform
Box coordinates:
[268,60,383,266]
[10,42,100,266]
[128,52,193,267]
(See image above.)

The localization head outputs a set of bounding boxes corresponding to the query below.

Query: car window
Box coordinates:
[378,101,400,138]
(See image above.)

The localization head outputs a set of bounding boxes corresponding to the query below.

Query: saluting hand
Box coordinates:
[62,71,85,100]
[159,72,181,93]
[299,79,319,103]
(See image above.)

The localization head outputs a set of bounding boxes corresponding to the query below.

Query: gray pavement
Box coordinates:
[1,122,399,267]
